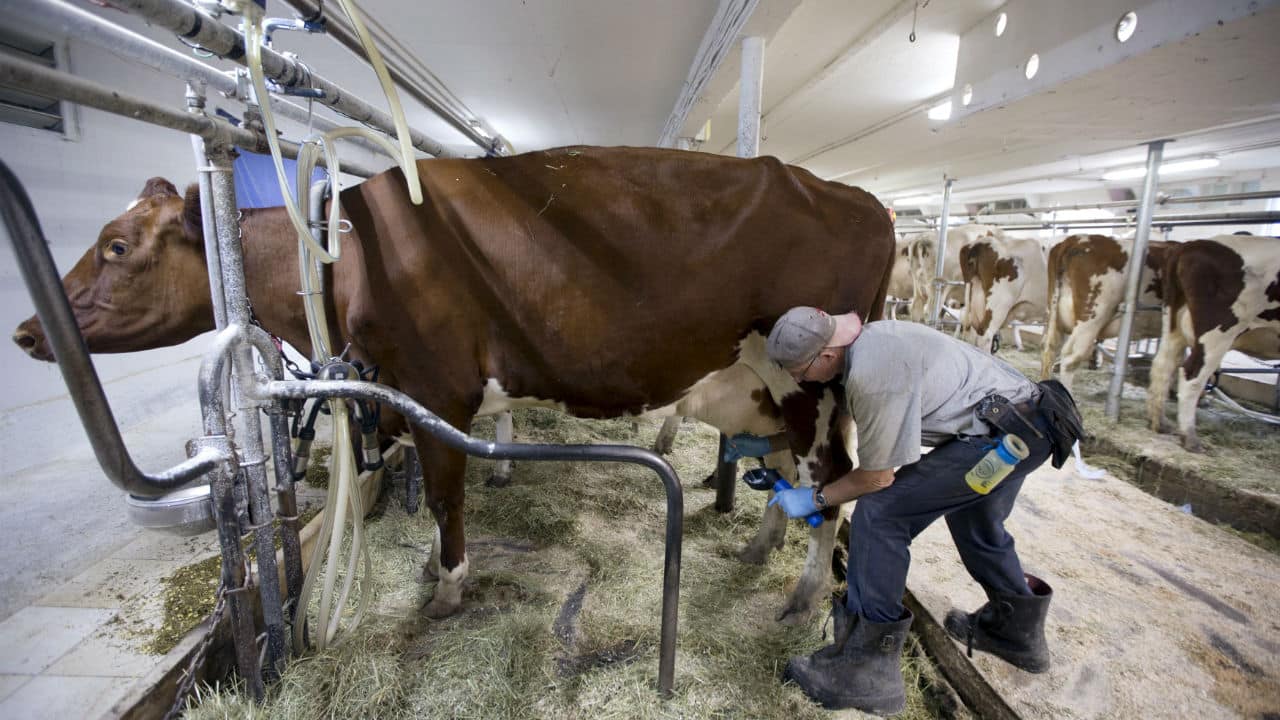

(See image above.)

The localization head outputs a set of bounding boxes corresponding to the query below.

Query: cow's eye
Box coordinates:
[108,240,128,257]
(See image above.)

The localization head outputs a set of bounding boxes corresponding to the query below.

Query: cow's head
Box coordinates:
[12,178,213,361]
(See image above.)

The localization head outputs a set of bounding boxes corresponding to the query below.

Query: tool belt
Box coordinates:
[975,380,1085,470]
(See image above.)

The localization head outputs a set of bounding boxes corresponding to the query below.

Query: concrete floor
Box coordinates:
[0,361,221,720]
[909,457,1280,719]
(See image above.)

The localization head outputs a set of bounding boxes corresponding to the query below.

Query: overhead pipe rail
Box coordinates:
[280,0,505,154]
[109,0,455,158]
[895,189,1280,228]
[0,53,382,179]
[3,4,689,702]
[5,0,385,159]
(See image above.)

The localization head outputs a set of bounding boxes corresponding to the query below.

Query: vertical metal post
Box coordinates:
[201,142,285,690]
[737,36,764,160]
[186,83,227,331]
[928,177,955,327]
[715,35,765,512]
[1106,140,1166,420]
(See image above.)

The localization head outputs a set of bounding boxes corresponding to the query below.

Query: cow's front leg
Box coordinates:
[776,515,840,625]
[414,427,471,619]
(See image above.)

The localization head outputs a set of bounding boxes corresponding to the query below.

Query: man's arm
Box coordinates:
[820,467,895,506]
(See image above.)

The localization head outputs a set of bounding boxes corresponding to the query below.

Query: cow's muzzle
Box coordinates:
[12,320,53,361]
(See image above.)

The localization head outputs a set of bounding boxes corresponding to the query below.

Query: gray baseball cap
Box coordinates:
[767,306,837,369]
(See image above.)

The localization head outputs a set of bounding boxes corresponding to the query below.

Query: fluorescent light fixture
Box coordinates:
[1116,11,1137,42]
[1162,157,1221,174]
[962,84,973,106]
[995,12,1007,37]
[1025,53,1040,80]
[927,100,953,121]
[893,194,940,207]
[1102,157,1221,181]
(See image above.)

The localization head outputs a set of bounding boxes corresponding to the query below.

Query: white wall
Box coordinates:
[0,13,390,476]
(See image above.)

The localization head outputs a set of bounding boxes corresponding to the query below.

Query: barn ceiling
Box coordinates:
[37,0,1280,205]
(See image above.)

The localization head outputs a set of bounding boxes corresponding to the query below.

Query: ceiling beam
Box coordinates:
[658,0,760,148]
[715,0,918,155]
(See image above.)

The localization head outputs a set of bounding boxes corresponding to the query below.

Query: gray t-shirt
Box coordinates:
[843,321,1037,470]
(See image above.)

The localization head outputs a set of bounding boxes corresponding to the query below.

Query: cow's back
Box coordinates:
[337,146,895,415]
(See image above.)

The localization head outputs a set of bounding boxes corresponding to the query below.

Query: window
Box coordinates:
[0,26,78,139]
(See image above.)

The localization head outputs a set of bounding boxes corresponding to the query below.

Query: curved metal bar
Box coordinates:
[0,160,227,497]
[251,375,684,697]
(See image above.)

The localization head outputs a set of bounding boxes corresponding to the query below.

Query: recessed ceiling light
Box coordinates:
[927,100,953,121]
[995,12,1007,37]
[1116,11,1137,42]
[962,84,973,106]
[1025,53,1040,79]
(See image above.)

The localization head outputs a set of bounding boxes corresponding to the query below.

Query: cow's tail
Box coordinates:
[1161,244,1186,340]
[1042,242,1068,378]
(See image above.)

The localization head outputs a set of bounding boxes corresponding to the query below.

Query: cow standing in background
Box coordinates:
[1040,234,1172,393]
[904,224,1003,324]
[12,146,896,623]
[960,233,1050,353]
[884,237,915,319]
[1147,235,1280,452]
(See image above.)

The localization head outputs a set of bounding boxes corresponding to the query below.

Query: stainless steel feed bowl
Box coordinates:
[125,484,216,536]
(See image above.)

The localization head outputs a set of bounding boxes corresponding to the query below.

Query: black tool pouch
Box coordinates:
[1034,379,1086,468]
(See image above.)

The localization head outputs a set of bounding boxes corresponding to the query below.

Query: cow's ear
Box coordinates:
[138,177,179,200]
[182,183,205,246]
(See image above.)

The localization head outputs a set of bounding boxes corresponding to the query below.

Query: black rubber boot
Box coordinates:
[813,592,855,660]
[944,573,1052,673]
[783,608,913,715]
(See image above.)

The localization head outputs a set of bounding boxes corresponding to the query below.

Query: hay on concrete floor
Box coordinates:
[998,346,1279,499]
[182,409,949,720]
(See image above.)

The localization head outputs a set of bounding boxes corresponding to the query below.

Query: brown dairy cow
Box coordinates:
[960,234,1048,353]
[12,146,895,621]
[1147,235,1280,452]
[1040,235,1172,393]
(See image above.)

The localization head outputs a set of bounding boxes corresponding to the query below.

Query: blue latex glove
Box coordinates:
[723,433,774,462]
[768,486,820,519]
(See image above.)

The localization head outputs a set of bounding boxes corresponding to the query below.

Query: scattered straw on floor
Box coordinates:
[182,410,947,720]
[997,346,1279,498]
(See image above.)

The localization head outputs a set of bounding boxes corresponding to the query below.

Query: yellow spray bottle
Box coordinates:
[965,434,1030,495]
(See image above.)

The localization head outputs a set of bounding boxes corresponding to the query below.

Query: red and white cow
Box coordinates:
[960,233,1049,353]
[12,146,896,622]
[1041,234,1172,393]
[904,225,1002,323]
[1147,234,1280,452]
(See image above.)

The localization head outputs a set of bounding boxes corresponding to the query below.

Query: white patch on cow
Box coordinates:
[493,411,514,480]
[125,198,141,212]
[428,553,469,615]
[477,378,569,416]
[1148,235,1280,448]
[966,236,1048,353]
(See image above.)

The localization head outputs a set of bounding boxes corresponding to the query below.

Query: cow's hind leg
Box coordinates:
[486,411,514,487]
[1175,328,1238,453]
[652,415,682,455]
[413,426,472,619]
[1147,308,1187,434]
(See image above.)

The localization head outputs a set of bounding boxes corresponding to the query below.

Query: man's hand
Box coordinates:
[722,433,776,462]
[768,487,819,519]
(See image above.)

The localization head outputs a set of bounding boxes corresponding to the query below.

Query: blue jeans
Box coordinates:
[845,411,1053,623]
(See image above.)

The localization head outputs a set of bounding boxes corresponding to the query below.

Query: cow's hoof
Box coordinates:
[485,471,512,488]
[421,594,461,619]
[652,437,674,455]
[775,600,816,626]
[1182,436,1206,454]
[737,543,771,565]
[422,562,438,582]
